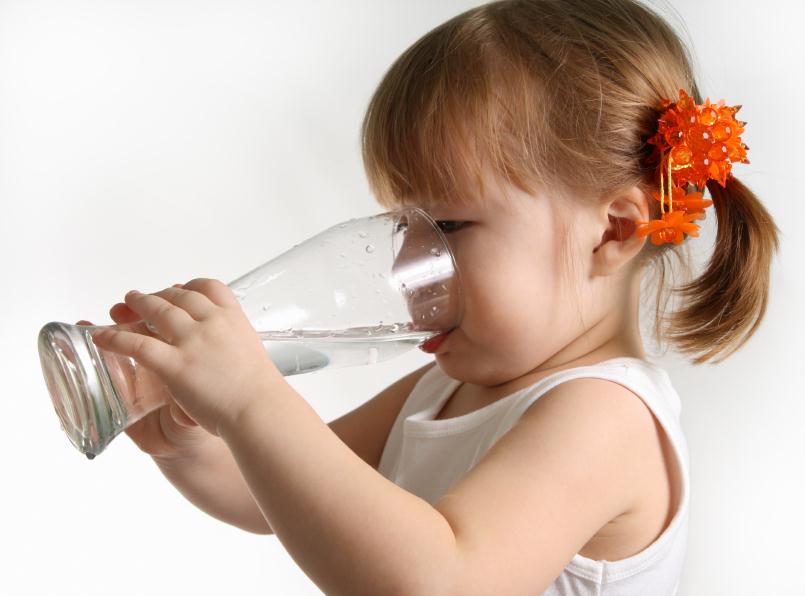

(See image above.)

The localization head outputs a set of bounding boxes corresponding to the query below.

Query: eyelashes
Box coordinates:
[393,219,467,234]
[435,220,467,234]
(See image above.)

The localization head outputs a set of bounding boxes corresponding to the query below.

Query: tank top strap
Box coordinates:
[486,358,684,457]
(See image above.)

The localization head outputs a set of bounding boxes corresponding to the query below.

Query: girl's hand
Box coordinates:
[76,283,216,461]
[88,278,282,438]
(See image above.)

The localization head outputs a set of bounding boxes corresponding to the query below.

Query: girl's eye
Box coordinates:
[435,220,466,234]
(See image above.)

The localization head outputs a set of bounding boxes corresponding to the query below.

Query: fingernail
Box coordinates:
[126,289,140,297]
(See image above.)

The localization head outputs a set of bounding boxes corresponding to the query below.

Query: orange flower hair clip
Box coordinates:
[635,88,750,245]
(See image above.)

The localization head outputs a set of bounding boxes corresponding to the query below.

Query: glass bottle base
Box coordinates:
[38,322,128,458]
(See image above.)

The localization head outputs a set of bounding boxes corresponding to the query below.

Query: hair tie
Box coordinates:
[635,88,750,245]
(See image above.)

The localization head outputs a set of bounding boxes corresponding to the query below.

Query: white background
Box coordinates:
[1,1,802,594]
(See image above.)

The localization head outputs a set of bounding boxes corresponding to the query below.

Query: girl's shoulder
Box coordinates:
[519,371,684,562]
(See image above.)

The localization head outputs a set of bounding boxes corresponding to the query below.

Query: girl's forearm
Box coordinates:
[152,437,274,535]
[219,382,460,596]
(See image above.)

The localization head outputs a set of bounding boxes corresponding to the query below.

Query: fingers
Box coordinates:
[91,325,178,377]
[110,284,185,324]
[123,290,196,345]
[182,278,240,309]
[109,303,140,324]
[149,286,216,321]
[101,281,230,345]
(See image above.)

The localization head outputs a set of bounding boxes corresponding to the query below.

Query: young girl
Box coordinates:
[80,0,779,594]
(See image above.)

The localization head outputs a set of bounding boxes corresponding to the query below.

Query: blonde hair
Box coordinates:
[360,0,780,365]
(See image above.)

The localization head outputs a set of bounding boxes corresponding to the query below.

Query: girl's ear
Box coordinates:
[590,186,649,277]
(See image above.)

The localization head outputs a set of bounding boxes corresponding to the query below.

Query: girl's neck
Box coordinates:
[477,273,647,399]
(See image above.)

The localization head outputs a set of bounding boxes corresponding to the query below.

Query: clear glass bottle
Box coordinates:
[38,207,463,459]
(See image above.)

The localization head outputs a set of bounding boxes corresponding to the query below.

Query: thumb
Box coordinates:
[169,402,199,427]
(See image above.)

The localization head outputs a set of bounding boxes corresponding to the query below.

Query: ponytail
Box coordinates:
[659,175,781,364]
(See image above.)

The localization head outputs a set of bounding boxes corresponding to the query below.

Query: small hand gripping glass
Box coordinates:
[38,207,463,459]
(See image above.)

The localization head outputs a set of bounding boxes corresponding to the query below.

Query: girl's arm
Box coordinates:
[153,438,271,534]
[152,362,435,536]
[221,380,458,595]
[220,375,654,595]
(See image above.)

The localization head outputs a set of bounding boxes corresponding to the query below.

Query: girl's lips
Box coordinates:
[419,329,452,353]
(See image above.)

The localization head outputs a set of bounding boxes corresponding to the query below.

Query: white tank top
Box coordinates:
[378,357,689,595]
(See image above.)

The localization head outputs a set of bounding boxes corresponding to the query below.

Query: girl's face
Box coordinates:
[419,175,605,388]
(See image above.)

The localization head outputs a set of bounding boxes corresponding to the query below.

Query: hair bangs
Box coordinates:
[360,10,539,212]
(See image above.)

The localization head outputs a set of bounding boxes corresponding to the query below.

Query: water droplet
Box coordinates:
[358,231,368,238]
[431,306,438,312]
[391,323,400,333]
[365,244,375,253]
[339,252,346,258]
[339,223,347,228]
[430,248,441,256]
[440,284,448,291]
[262,303,272,311]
